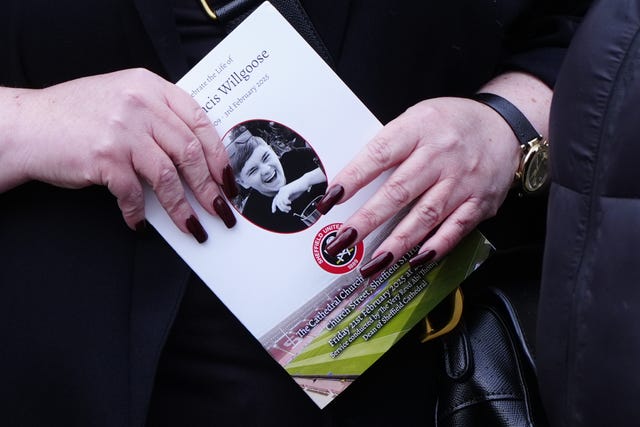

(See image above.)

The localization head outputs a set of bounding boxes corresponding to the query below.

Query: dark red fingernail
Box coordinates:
[360,252,394,279]
[186,215,208,243]
[316,185,344,215]
[409,249,437,269]
[325,227,358,257]
[213,196,237,228]
[222,164,238,200]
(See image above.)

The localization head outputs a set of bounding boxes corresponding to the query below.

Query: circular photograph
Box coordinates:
[223,119,328,233]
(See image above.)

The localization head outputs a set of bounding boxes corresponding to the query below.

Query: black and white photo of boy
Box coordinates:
[225,120,328,233]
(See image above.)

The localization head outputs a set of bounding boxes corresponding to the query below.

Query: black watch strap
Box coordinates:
[471,93,542,146]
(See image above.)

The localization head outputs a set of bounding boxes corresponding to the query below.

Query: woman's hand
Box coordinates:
[316,72,551,277]
[0,68,237,242]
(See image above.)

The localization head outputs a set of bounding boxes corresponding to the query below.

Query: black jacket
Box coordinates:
[0,1,587,425]
[538,0,640,424]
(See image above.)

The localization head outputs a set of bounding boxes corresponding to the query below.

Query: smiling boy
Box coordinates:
[228,126,327,233]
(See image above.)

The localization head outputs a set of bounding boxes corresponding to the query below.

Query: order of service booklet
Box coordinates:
[145,1,493,409]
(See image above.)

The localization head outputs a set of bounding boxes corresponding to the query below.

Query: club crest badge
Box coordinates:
[312,223,364,274]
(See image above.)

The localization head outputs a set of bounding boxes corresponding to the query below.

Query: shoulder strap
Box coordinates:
[218,0,335,67]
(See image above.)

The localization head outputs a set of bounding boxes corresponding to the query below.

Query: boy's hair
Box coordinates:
[227,128,267,176]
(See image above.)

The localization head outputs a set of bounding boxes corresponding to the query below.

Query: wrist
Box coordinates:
[469,92,550,196]
[476,71,552,136]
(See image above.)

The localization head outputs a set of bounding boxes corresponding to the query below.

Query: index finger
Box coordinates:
[331,118,419,202]
[164,83,232,190]
[159,83,237,227]
[316,115,421,243]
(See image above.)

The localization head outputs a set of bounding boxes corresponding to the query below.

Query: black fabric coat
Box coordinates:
[0,0,586,425]
[538,0,640,424]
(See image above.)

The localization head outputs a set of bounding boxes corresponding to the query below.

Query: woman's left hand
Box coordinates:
[316,72,551,277]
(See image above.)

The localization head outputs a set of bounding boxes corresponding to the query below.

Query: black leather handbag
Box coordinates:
[425,286,548,427]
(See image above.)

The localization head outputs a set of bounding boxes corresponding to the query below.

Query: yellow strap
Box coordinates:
[421,288,464,343]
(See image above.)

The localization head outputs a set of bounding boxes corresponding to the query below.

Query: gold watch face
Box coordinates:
[522,139,550,194]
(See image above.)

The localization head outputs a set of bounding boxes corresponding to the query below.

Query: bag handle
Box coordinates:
[421,287,464,343]
[201,0,335,67]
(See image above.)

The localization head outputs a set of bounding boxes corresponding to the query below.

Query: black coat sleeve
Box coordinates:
[501,0,593,87]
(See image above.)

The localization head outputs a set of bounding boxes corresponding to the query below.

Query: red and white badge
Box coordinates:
[312,223,364,274]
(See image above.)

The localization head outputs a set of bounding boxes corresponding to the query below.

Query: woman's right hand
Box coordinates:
[0,68,237,242]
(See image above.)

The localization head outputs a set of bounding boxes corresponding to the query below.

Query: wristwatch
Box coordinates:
[471,92,550,196]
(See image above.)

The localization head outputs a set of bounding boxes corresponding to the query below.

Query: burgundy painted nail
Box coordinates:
[408,249,437,269]
[325,227,358,257]
[360,252,394,279]
[213,196,237,229]
[186,215,208,243]
[222,164,239,200]
[316,185,344,215]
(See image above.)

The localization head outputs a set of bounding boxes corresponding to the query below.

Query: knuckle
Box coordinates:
[481,199,500,219]
[179,138,203,167]
[366,134,393,167]
[152,165,187,217]
[353,207,380,231]
[118,70,160,105]
[92,135,120,164]
[104,111,129,134]
[192,107,213,131]
[121,87,149,110]
[110,179,143,216]
[439,232,457,252]
[162,195,185,217]
[118,197,142,218]
[127,67,153,79]
[120,183,144,204]
[125,68,157,87]
[191,173,211,196]
[390,231,415,254]
[154,162,178,190]
[92,140,127,184]
[451,215,472,236]
[470,196,498,220]
[383,178,411,207]
[410,101,442,122]
[439,216,473,251]
[414,203,441,229]
[342,163,367,188]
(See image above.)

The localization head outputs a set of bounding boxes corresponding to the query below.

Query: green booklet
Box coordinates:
[145,1,493,409]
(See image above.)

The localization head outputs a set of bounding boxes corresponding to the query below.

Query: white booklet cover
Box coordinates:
[145,1,493,409]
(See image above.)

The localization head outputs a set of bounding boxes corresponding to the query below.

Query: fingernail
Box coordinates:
[360,252,394,279]
[409,249,437,269]
[222,164,239,199]
[316,185,344,215]
[135,220,147,233]
[213,196,237,228]
[186,215,208,243]
[325,227,358,257]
